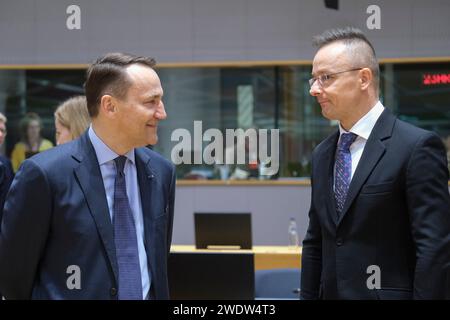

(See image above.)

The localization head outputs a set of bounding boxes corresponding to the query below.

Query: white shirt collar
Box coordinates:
[88,125,135,165]
[339,101,385,140]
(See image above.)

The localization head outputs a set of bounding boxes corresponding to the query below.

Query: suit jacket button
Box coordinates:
[336,238,343,246]
[110,287,117,297]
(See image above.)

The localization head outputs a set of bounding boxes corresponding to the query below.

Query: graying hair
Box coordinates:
[313,27,379,90]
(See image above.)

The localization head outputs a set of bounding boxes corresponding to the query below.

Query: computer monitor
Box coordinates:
[194,212,252,249]
[168,251,255,300]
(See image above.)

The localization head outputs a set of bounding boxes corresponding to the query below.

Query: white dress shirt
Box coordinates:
[335,101,385,184]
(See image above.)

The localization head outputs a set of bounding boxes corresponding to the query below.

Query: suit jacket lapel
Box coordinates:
[134,149,158,276]
[72,132,119,282]
[336,108,396,227]
[316,131,340,226]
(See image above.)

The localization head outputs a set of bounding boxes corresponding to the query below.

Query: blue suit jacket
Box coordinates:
[0,132,176,299]
[0,155,14,224]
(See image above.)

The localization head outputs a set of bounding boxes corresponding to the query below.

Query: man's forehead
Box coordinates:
[126,64,158,80]
[126,64,163,94]
[312,42,350,73]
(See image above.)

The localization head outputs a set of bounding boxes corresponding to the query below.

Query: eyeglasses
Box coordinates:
[308,68,363,88]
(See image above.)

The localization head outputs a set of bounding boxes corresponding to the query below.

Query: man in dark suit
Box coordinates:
[0,112,14,223]
[0,157,13,221]
[0,53,176,299]
[301,27,450,300]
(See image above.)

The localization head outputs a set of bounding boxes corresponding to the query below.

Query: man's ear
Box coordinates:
[359,68,373,90]
[99,95,117,117]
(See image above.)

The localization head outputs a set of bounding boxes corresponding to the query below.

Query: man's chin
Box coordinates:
[132,137,157,148]
[146,135,158,146]
[321,110,334,121]
[321,107,339,121]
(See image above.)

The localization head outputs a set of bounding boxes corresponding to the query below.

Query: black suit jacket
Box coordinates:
[0,155,14,224]
[0,132,176,299]
[301,108,450,300]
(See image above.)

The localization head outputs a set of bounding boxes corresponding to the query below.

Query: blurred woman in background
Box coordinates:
[54,95,90,145]
[11,112,53,172]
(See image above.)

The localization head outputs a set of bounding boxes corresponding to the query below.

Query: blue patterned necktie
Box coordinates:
[334,132,357,218]
[113,156,143,300]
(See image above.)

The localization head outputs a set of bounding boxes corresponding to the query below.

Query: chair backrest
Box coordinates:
[254,268,301,299]
[169,252,255,299]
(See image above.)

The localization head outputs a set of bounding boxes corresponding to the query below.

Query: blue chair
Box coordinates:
[254,268,301,299]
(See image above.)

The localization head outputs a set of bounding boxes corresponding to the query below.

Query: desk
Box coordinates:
[170,245,302,270]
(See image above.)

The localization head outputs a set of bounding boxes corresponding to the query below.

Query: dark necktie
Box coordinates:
[334,132,357,218]
[113,156,143,300]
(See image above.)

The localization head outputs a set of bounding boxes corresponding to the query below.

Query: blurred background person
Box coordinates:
[0,112,14,224]
[11,112,53,172]
[54,95,90,145]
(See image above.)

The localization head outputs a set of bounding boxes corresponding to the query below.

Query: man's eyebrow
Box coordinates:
[144,92,164,99]
[311,69,330,76]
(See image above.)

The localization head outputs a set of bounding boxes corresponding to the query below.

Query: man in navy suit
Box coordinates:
[0,53,176,299]
[0,112,14,224]
[301,27,450,299]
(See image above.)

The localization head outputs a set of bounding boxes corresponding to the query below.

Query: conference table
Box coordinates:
[170,245,302,270]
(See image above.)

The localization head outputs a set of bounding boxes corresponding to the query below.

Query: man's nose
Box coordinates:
[309,80,322,96]
[154,101,167,120]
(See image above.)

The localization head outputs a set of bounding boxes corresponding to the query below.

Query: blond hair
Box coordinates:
[54,96,90,140]
[0,112,7,124]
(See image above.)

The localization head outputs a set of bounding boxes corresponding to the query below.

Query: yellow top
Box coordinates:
[11,139,54,172]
